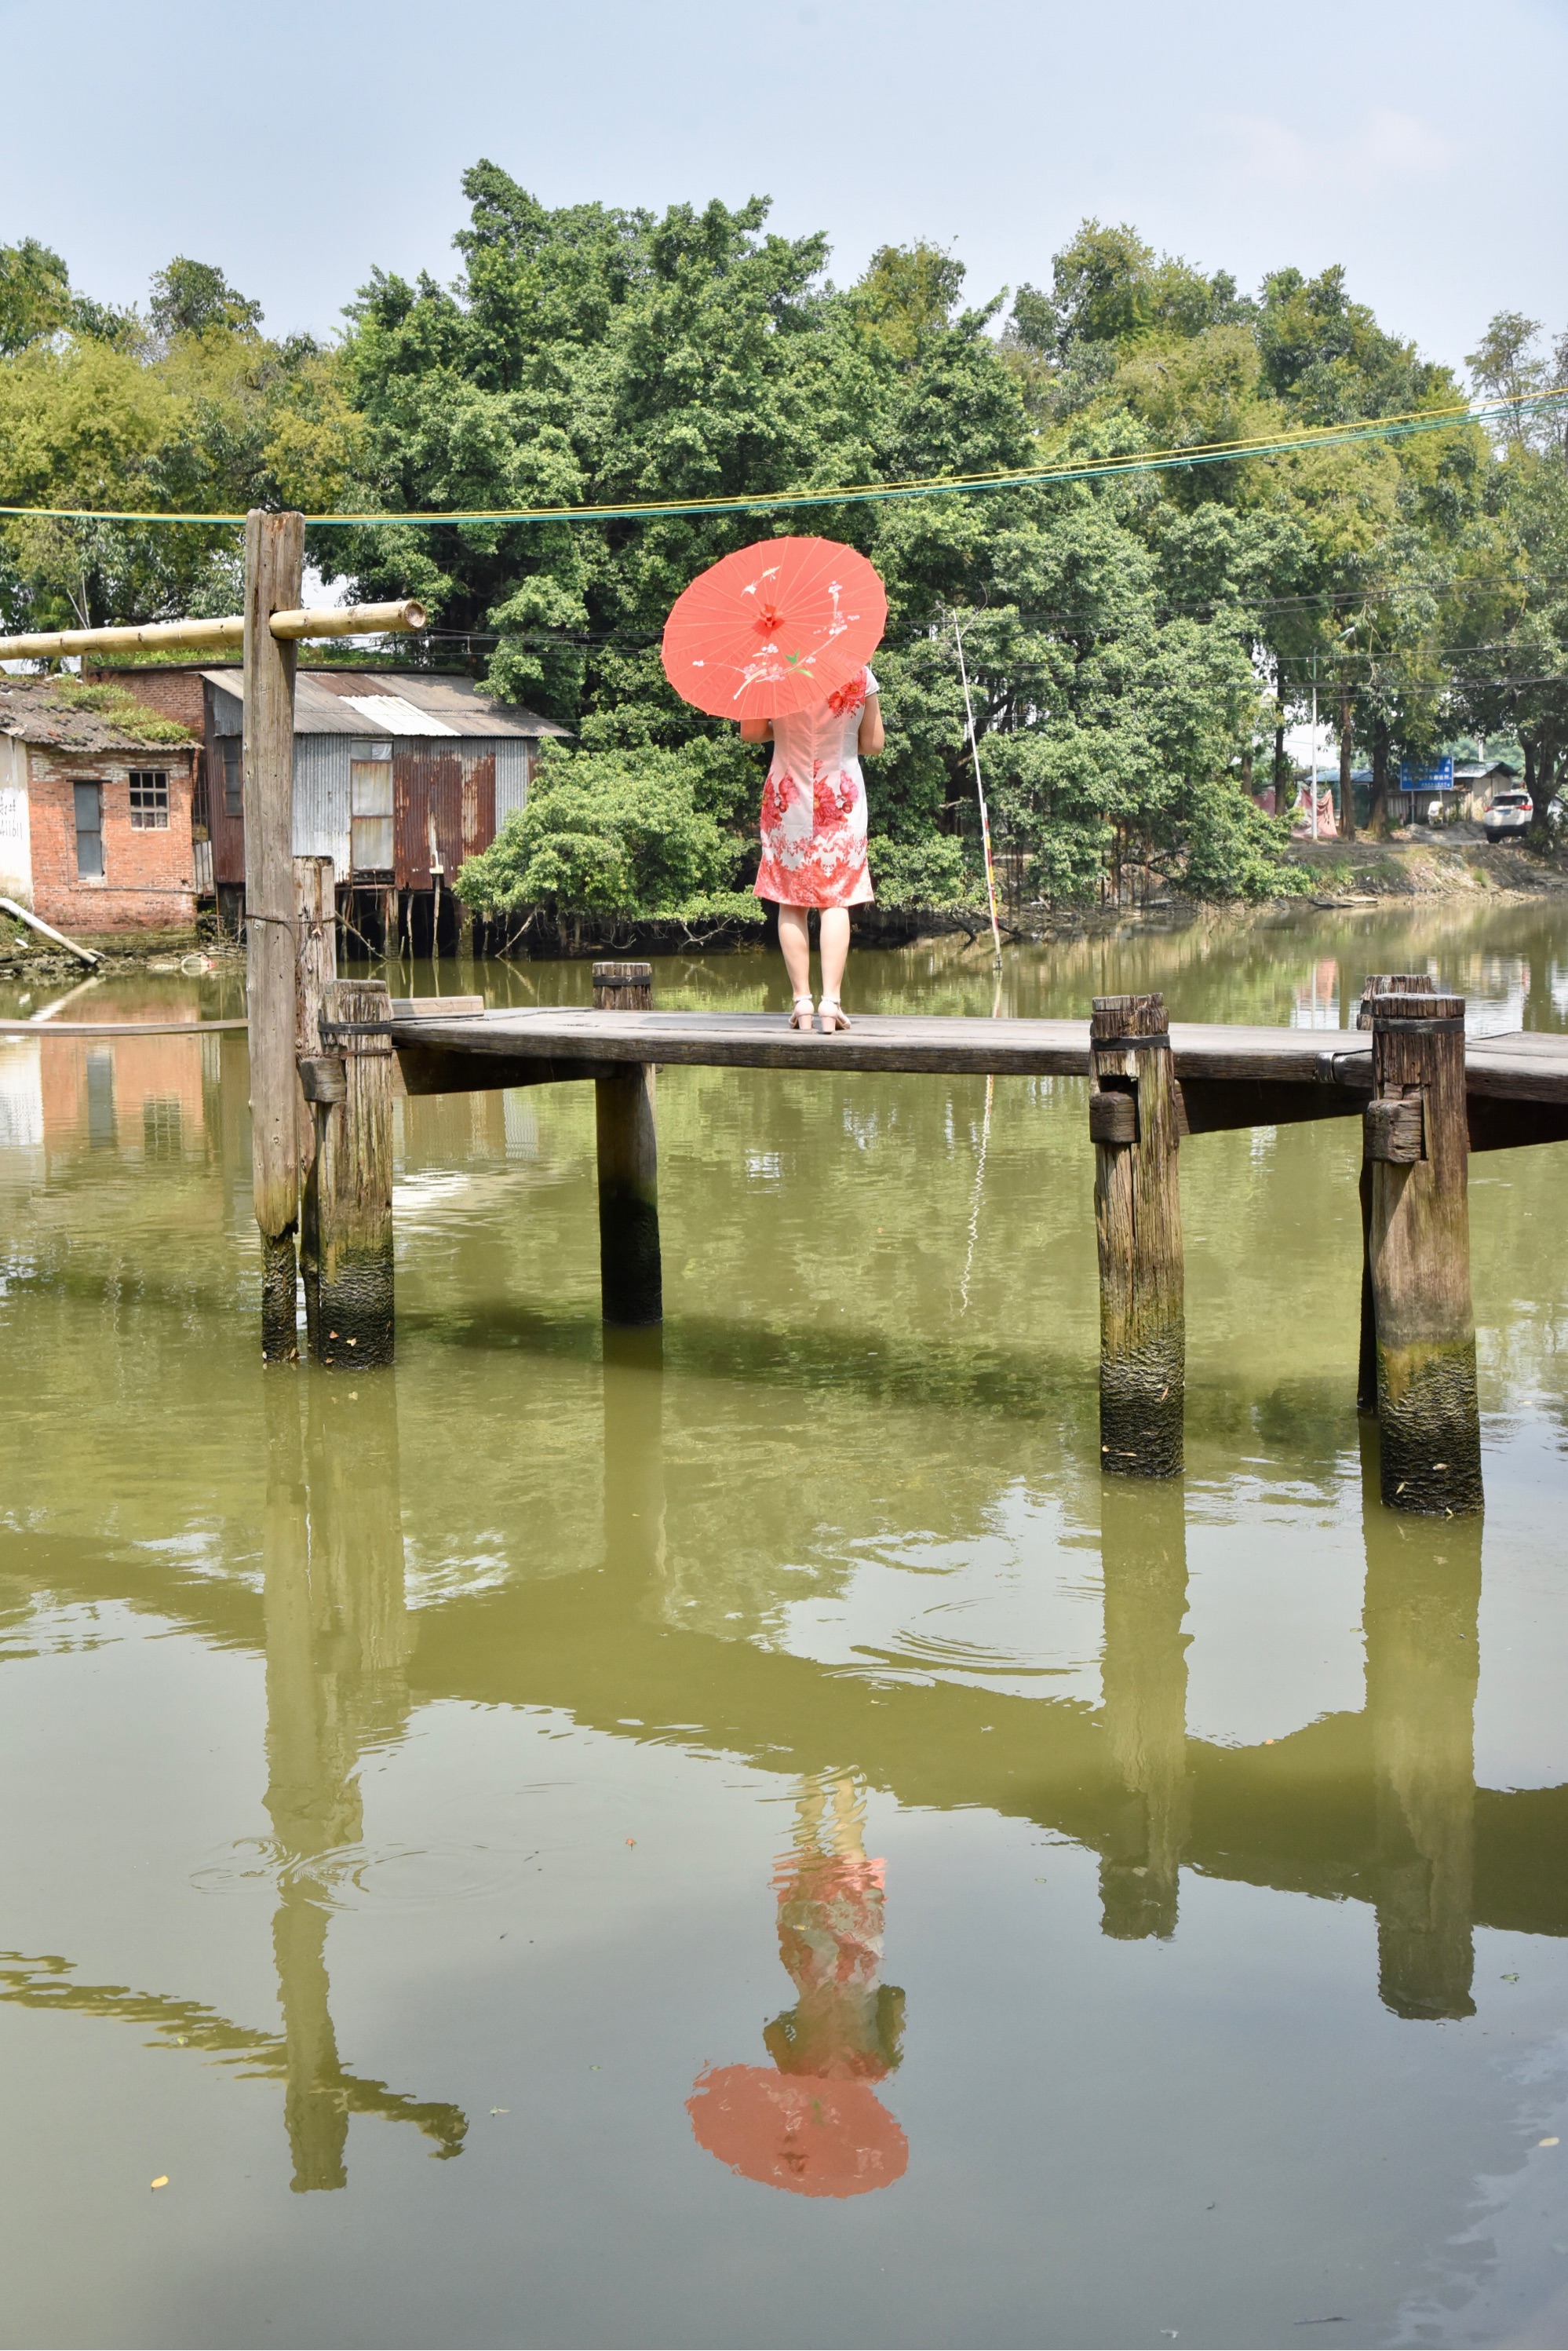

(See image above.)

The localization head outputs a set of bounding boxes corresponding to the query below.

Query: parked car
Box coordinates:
[1484,790,1533,843]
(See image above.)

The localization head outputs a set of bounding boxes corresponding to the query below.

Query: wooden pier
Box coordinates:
[266,962,1568,1517]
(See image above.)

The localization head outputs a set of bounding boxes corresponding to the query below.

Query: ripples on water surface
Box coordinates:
[2,899,1568,2348]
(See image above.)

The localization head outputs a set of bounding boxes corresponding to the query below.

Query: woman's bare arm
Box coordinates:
[739,717,774,743]
[858,695,884,757]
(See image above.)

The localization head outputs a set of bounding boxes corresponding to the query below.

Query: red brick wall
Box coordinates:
[82,666,214,741]
[29,748,198,933]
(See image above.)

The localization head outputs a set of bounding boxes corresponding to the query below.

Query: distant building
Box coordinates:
[0,676,199,935]
[87,663,569,944]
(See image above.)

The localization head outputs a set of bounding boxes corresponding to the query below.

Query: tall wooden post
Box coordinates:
[593,960,662,1328]
[304,978,395,1368]
[294,857,337,1356]
[1090,993,1184,1477]
[1356,975,1433,1411]
[1367,991,1482,1513]
[244,508,304,1360]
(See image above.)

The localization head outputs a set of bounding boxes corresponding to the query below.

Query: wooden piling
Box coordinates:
[1090,994,1184,1477]
[1356,975,1434,1411]
[593,962,662,1328]
[244,508,305,1360]
[305,978,395,1368]
[1367,991,1482,1513]
[294,858,337,1355]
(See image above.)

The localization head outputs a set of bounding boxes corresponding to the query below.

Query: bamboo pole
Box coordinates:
[246,508,305,1362]
[0,600,425,663]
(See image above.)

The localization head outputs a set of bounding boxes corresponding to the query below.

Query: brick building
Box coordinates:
[0,676,199,936]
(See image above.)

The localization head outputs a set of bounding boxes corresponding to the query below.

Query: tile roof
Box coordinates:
[0,674,194,756]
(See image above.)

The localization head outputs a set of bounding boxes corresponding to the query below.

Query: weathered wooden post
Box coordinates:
[1089,993,1184,1477]
[294,857,337,1356]
[244,508,305,1360]
[303,978,395,1368]
[592,961,662,1328]
[1356,974,1433,1411]
[1366,989,1482,1513]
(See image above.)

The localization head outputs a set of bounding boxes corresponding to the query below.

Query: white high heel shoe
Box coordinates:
[817,995,851,1034]
[789,994,815,1030]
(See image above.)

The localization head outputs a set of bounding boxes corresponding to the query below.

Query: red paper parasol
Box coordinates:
[661,537,886,721]
[686,2064,908,2199]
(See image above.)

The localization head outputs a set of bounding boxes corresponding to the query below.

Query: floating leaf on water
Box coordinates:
[150,2176,168,2190]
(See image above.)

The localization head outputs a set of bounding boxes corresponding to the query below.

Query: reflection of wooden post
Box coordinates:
[1090,993,1183,1477]
[306,979,394,1368]
[593,961,662,1328]
[1362,1430,1479,2020]
[1368,991,1482,1513]
[603,1324,665,1583]
[244,509,304,1361]
[1099,1477,1191,1939]
[1356,975,1433,1411]
[294,857,337,1356]
[262,1376,412,2191]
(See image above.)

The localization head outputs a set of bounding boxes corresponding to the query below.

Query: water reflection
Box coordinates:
[1362,1426,1481,2022]
[1099,1480,1191,1940]
[261,1377,465,2188]
[687,1776,908,2198]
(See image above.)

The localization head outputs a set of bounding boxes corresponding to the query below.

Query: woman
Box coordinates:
[743,664,884,1032]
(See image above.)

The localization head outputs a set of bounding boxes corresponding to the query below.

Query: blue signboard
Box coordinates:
[1398,755,1455,792]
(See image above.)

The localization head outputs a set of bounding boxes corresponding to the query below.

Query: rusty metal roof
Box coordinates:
[202,669,569,739]
[0,674,195,755]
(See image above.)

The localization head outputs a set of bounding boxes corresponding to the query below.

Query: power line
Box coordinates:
[1,388,1565,531]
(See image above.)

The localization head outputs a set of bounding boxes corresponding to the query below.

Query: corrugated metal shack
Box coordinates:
[190,668,567,951]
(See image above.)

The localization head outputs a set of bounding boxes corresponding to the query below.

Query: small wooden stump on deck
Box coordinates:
[1090,994,1184,1477]
[593,962,662,1328]
[1367,991,1482,1514]
[304,979,395,1369]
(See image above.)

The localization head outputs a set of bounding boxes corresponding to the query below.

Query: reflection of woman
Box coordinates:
[766,1776,903,2083]
[743,667,884,1034]
[687,1776,907,2199]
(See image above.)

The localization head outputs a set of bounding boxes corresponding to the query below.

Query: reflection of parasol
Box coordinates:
[687,2064,908,2199]
[660,536,885,721]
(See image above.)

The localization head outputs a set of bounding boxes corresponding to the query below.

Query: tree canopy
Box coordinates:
[2,182,1563,916]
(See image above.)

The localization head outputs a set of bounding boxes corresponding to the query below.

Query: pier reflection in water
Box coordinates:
[4,910,1568,2346]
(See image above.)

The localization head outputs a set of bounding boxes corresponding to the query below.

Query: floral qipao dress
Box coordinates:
[753,666,878,909]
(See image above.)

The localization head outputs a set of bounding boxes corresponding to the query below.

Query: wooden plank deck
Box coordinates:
[383,1005,1568,1104]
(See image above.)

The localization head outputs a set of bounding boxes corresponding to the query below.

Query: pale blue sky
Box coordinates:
[2,0,1563,376]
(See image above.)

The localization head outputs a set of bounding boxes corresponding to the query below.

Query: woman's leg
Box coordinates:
[819,907,851,1003]
[777,904,812,1000]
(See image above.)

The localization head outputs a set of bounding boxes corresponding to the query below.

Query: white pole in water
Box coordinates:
[954,616,1005,970]
[1311,655,1320,841]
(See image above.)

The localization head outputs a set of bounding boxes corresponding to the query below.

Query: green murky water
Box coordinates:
[2,897,1567,2349]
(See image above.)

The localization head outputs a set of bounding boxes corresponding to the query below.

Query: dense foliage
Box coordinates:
[4,179,1566,918]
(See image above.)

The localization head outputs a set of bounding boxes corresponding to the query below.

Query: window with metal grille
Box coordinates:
[222,739,242,818]
[129,770,169,829]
